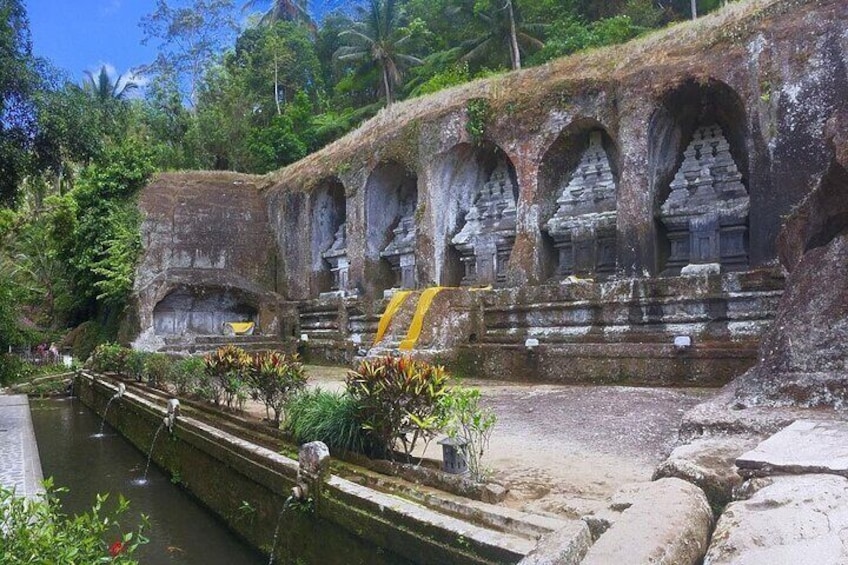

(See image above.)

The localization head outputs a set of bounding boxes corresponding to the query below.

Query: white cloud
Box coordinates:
[100,0,122,16]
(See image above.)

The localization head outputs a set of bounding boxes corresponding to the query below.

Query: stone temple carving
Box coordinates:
[380,215,416,289]
[451,162,517,285]
[544,131,618,277]
[659,124,750,274]
[321,222,350,295]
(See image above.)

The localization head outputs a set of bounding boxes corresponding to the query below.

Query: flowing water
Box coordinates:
[31,397,264,564]
[93,393,118,438]
[135,421,165,486]
[268,495,295,565]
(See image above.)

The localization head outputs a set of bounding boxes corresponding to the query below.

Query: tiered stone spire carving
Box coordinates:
[321,222,350,294]
[380,215,417,289]
[544,131,618,277]
[451,162,517,285]
[659,124,750,274]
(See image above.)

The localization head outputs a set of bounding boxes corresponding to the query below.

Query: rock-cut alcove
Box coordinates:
[310,178,347,296]
[539,119,621,280]
[649,78,751,275]
[364,161,418,296]
[153,287,258,336]
[432,142,519,287]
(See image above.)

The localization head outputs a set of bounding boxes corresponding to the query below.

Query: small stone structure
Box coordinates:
[321,222,351,296]
[544,131,618,277]
[659,124,750,274]
[451,162,518,286]
[380,215,417,290]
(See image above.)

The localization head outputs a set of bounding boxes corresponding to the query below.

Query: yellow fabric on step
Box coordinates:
[226,322,255,335]
[372,290,412,346]
[399,287,445,351]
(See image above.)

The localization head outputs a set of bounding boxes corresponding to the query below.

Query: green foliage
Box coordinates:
[246,112,308,173]
[170,356,206,396]
[283,389,369,454]
[203,345,251,409]
[86,343,129,374]
[124,349,148,382]
[346,355,450,459]
[62,320,105,362]
[248,351,308,424]
[0,480,147,564]
[529,14,643,64]
[143,353,172,388]
[411,61,471,97]
[0,354,33,386]
[465,98,490,145]
[438,387,496,482]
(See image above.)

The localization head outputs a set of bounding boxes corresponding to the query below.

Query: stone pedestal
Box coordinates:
[380,215,417,289]
[544,131,618,277]
[659,124,750,274]
[451,163,517,286]
[321,223,351,296]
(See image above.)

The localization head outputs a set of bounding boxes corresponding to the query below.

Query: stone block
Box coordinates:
[705,474,848,565]
[736,419,848,478]
[581,478,712,565]
[653,435,761,509]
[518,520,592,565]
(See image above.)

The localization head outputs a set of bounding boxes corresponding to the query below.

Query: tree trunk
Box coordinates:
[507,0,521,70]
[274,56,281,116]
[691,0,698,20]
[382,64,393,106]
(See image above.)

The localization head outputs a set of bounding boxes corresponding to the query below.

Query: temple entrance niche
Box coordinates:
[310,178,348,296]
[448,144,519,286]
[650,79,751,275]
[153,288,257,336]
[539,121,621,279]
[365,161,418,296]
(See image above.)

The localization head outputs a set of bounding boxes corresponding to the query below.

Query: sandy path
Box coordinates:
[258,365,714,519]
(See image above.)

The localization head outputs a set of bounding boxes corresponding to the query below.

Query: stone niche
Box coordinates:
[365,161,418,295]
[451,160,518,286]
[544,131,618,277]
[153,288,257,336]
[658,124,750,274]
[310,179,349,296]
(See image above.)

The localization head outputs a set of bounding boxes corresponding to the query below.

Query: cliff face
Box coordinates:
[131,0,847,387]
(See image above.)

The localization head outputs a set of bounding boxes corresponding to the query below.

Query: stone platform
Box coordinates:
[0,394,44,498]
[736,419,848,478]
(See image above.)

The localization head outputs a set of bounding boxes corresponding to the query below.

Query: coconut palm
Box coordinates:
[241,0,314,30]
[82,66,139,103]
[455,0,544,71]
[334,0,422,106]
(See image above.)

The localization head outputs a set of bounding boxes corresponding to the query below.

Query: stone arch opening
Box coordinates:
[153,287,258,336]
[310,178,347,295]
[650,78,751,275]
[539,119,621,280]
[364,161,418,296]
[433,142,519,287]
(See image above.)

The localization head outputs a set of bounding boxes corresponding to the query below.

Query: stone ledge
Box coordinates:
[737,419,848,478]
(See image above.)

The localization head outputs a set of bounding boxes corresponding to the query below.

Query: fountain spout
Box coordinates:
[164,398,180,432]
[291,441,330,501]
[115,383,126,399]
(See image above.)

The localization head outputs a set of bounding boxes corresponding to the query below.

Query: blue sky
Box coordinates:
[25,0,354,86]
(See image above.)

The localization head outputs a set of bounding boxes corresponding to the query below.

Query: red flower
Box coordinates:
[109,541,125,558]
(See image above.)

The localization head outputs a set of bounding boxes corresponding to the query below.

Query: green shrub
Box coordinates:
[203,345,251,409]
[438,387,497,482]
[63,321,105,363]
[143,353,172,389]
[125,350,149,382]
[0,480,147,563]
[346,355,450,459]
[87,343,129,374]
[171,357,205,396]
[249,352,308,425]
[0,354,34,387]
[284,389,368,454]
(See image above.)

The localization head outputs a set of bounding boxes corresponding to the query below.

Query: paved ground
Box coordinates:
[0,394,44,498]
[297,366,715,518]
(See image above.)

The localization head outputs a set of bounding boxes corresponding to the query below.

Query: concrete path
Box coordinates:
[0,395,44,498]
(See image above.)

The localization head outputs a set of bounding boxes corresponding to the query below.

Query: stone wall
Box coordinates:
[130,0,846,383]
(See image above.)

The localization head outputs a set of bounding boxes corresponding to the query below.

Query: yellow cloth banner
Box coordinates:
[372,290,412,346]
[399,287,445,351]
[226,322,255,335]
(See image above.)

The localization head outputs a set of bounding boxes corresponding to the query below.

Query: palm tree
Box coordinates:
[242,0,314,30]
[334,0,422,106]
[456,0,544,71]
[82,66,139,103]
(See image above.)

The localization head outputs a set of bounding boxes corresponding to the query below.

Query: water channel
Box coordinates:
[31,397,265,564]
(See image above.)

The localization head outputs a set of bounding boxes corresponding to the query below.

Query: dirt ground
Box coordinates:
[252,365,714,519]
